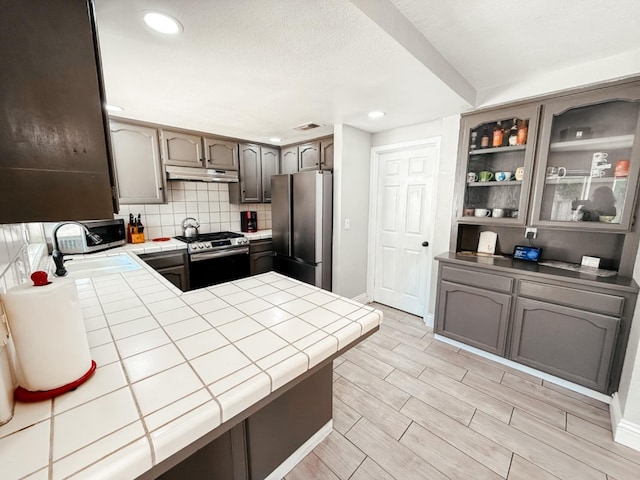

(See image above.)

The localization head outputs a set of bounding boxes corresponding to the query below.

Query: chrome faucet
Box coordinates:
[51,222,103,277]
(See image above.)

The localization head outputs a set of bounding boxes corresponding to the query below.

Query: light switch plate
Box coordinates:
[581,256,601,268]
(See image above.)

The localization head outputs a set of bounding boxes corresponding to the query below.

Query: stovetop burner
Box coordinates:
[175,231,244,244]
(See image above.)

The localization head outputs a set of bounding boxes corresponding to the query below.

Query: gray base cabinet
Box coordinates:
[154,363,332,480]
[434,255,636,394]
[437,281,510,356]
[250,240,273,276]
[138,251,189,292]
[511,298,619,392]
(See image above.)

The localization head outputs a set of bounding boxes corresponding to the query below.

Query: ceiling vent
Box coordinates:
[293,122,322,131]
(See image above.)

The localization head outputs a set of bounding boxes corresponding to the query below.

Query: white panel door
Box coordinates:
[373,143,438,316]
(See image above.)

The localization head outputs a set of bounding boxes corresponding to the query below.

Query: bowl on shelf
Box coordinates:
[599,216,616,223]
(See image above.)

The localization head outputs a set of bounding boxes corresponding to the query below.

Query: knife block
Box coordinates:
[128,225,145,244]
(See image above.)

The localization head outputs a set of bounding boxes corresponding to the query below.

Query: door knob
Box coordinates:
[422,241,429,247]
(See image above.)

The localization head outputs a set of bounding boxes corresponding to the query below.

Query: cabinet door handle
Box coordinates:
[422,241,429,247]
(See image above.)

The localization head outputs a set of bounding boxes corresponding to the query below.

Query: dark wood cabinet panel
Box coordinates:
[0,0,116,223]
[237,144,262,203]
[511,297,619,392]
[437,280,511,356]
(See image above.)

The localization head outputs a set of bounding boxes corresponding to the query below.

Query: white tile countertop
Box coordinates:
[0,247,381,480]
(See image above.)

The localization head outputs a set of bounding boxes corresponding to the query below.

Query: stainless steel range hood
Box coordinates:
[166,165,239,183]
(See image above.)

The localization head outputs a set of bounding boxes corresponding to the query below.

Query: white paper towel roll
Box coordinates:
[0,277,92,392]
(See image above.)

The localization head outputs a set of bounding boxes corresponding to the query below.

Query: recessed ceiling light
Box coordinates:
[270,137,282,143]
[368,111,386,119]
[105,104,123,112]
[143,12,182,34]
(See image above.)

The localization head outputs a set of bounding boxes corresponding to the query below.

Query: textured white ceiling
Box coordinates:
[387,0,640,90]
[94,0,640,145]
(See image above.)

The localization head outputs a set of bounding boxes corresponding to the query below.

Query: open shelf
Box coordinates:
[467,180,522,187]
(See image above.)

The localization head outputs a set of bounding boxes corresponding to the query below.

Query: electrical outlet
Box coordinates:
[525,227,537,239]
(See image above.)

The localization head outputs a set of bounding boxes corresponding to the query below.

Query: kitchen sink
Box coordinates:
[64,254,141,278]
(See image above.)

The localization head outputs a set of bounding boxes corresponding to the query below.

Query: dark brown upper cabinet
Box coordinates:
[0,0,117,223]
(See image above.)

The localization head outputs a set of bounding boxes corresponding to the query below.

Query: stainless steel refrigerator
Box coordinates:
[271,171,333,290]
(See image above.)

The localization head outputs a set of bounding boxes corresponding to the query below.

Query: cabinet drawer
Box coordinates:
[250,239,272,254]
[518,281,624,317]
[441,266,512,293]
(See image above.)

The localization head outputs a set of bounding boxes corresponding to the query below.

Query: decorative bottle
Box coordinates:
[517,120,528,145]
[508,119,518,146]
[480,128,490,148]
[492,122,503,147]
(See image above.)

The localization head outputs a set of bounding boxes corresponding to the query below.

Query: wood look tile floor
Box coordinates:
[284,303,640,480]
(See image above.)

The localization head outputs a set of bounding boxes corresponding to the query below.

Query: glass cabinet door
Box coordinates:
[457,105,540,225]
[532,85,640,230]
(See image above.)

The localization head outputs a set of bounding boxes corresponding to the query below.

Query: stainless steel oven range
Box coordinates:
[175,231,250,290]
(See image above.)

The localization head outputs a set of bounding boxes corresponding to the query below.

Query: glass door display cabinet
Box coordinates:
[531,84,640,230]
[456,105,540,225]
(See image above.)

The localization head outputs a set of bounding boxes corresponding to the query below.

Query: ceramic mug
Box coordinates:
[495,171,513,182]
[492,208,506,218]
[463,208,474,216]
[474,208,491,217]
[466,172,478,183]
[515,166,525,181]
[546,166,566,178]
[478,171,494,182]
[615,160,630,177]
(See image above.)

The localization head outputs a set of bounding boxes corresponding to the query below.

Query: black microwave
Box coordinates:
[48,219,127,254]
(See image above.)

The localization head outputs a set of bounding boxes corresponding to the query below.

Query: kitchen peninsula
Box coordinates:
[0,243,382,480]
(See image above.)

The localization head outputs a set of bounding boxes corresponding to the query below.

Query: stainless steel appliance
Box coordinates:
[45,219,126,254]
[240,211,257,232]
[165,165,239,183]
[271,171,332,290]
[174,231,250,290]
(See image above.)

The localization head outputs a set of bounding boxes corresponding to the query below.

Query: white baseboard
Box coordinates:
[352,293,368,304]
[265,420,332,480]
[610,394,640,451]
[423,313,434,328]
[434,334,611,404]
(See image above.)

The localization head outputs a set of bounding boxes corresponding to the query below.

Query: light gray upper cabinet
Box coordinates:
[261,147,280,203]
[161,130,203,167]
[299,141,321,171]
[320,139,334,171]
[204,137,239,171]
[109,121,165,205]
[230,144,280,204]
[281,145,299,174]
[237,143,262,203]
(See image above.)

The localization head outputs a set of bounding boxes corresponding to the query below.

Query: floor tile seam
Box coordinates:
[461,372,567,422]
[564,414,640,466]
[312,433,365,480]
[513,382,613,422]
[343,454,368,480]
[398,416,501,480]
[542,381,609,412]
[509,408,638,477]
[337,376,413,427]
[416,367,514,423]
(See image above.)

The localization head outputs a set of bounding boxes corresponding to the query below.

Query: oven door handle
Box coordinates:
[189,247,250,262]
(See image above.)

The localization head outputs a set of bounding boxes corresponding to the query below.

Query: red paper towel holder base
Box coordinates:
[14,360,97,402]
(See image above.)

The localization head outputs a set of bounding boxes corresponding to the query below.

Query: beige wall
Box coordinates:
[332,125,372,299]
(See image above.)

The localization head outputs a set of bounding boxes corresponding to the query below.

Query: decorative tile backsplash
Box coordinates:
[0,225,29,294]
[115,181,272,239]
